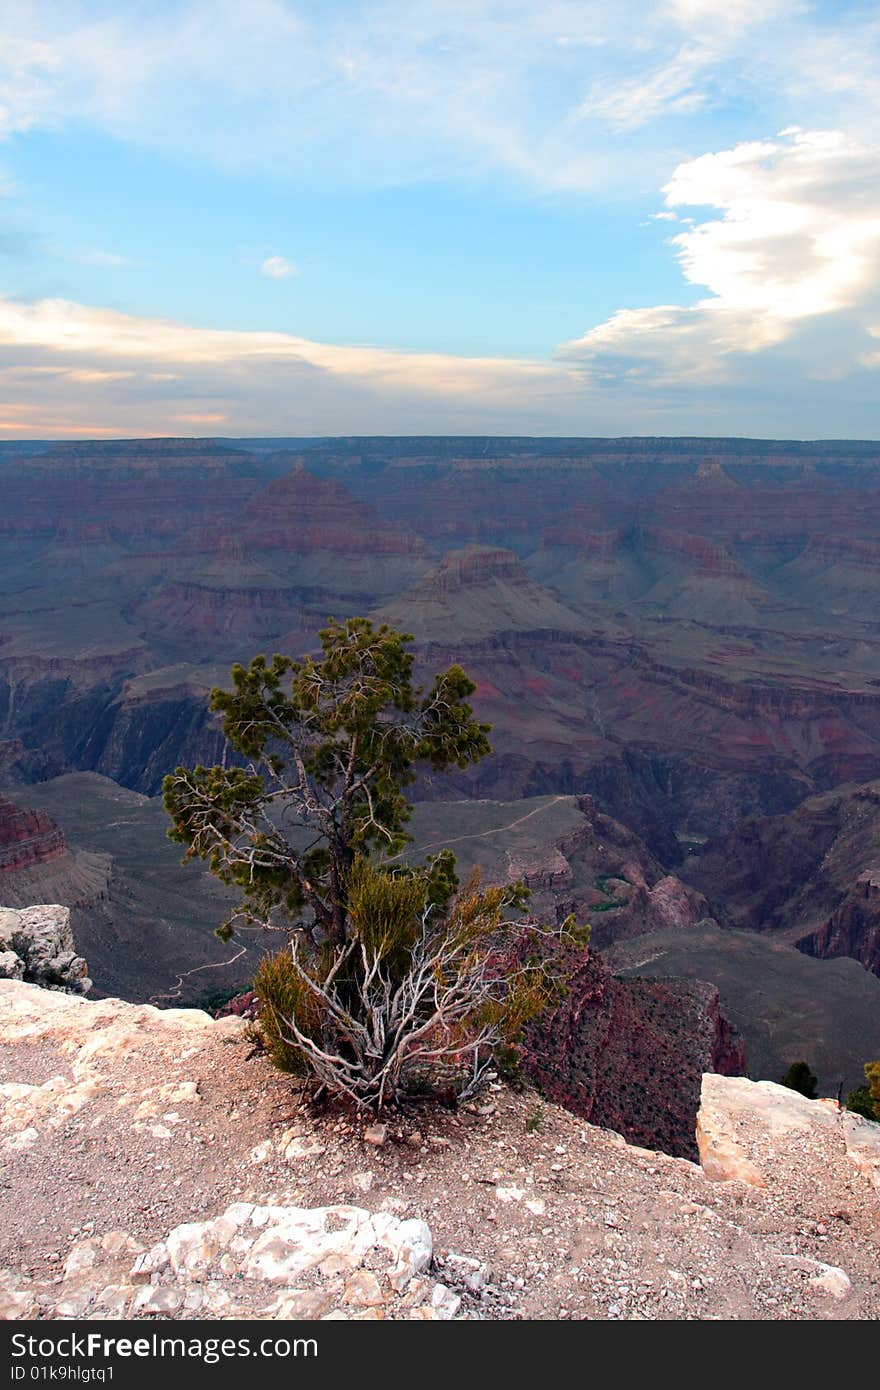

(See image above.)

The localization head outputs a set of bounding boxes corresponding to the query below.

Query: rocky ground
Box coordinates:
[1,977,879,1322]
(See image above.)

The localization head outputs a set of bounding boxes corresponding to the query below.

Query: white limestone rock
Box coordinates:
[808,1263,852,1300]
[0,905,91,994]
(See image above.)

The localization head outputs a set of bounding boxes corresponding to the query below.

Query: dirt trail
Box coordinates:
[391,795,570,861]
[149,943,250,1004]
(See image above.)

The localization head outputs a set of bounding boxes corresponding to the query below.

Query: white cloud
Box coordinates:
[0,34,59,138]
[578,43,715,131]
[0,293,577,436]
[575,1,816,135]
[563,128,880,388]
[666,130,880,319]
[260,255,297,280]
[0,295,557,387]
[0,1,876,194]
[664,0,801,36]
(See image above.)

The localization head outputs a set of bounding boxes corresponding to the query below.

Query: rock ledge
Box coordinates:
[0,904,91,994]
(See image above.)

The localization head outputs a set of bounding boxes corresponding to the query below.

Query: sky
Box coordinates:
[0,0,879,438]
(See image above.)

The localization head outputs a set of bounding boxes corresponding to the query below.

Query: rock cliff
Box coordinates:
[684,779,880,975]
[0,904,91,993]
[0,795,65,873]
[522,948,745,1160]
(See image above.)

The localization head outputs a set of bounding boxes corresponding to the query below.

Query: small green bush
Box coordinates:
[254,949,322,1076]
[846,1083,878,1122]
[253,856,585,1110]
[780,1060,818,1099]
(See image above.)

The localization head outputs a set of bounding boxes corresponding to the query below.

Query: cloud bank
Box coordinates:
[0,122,876,439]
[0,5,878,436]
[562,129,880,405]
[1,1,877,194]
[0,295,572,436]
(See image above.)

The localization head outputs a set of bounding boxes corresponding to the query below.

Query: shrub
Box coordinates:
[164,618,586,1110]
[846,1083,878,1122]
[866,1059,880,1120]
[254,856,585,1110]
[780,1060,818,1099]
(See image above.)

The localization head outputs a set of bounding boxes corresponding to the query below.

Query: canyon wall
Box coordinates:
[0,795,65,873]
[5,436,880,980]
[522,947,745,1160]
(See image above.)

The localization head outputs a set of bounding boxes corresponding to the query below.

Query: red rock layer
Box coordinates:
[0,795,66,873]
[0,439,266,541]
[521,947,746,1159]
[239,469,426,557]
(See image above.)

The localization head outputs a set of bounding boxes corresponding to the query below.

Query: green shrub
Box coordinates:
[253,857,585,1110]
[846,1083,878,1122]
[866,1059,880,1120]
[780,1060,818,1099]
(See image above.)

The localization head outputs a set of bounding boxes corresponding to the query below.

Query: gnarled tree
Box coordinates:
[163,618,582,1109]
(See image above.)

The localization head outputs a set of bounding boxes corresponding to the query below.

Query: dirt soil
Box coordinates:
[1,981,879,1321]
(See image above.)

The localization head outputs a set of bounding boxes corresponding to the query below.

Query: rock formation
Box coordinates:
[239,465,428,563]
[0,438,275,543]
[803,873,880,978]
[0,904,91,993]
[0,795,65,873]
[0,793,111,931]
[697,1073,880,1196]
[516,794,711,949]
[684,779,880,975]
[522,948,745,1160]
[1,1201,445,1322]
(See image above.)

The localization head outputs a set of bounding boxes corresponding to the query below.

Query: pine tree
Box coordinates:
[164,618,584,1109]
[780,1060,818,1099]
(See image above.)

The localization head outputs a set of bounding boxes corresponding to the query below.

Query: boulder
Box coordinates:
[0,905,91,994]
[697,1073,880,1197]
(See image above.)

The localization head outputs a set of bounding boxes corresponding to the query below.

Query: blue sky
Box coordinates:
[12,130,696,358]
[0,1,879,437]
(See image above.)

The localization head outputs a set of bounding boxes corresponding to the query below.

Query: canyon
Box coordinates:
[3,435,880,1100]
[683,780,880,976]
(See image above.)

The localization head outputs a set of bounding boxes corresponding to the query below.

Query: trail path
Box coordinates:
[149,944,250,1004]
[392,795,570,861]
